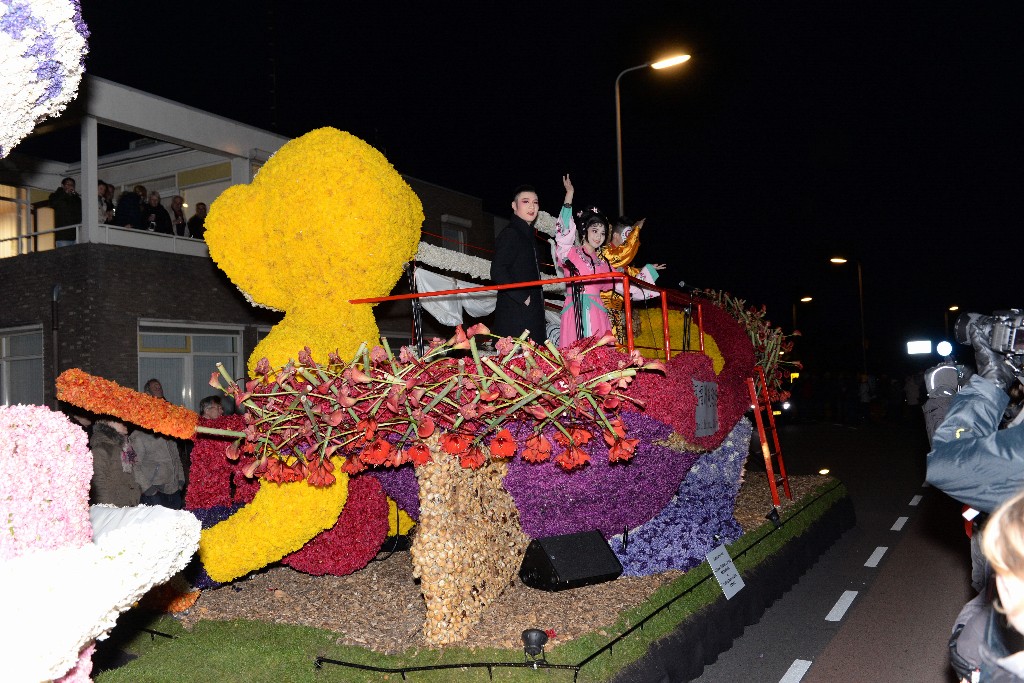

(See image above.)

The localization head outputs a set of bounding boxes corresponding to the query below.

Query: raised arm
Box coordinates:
[554,174,577,268]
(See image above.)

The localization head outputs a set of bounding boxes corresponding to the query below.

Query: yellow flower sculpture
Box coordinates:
[205,127,424,374]
[634,310,726,373]
[199,471,349,583]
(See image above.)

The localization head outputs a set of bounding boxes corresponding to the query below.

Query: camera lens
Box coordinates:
[954,312,978,345]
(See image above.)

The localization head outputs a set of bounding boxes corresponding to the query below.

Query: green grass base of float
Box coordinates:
[97,482,848,683]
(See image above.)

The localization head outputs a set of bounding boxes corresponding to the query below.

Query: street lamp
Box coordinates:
[615,54,690,216]
[945,305,959,339]
[792,296,812,331]
[830,257,867,375]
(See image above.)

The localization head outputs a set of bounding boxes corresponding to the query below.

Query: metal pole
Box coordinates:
[615,63,650,218]
[857,260,867,375]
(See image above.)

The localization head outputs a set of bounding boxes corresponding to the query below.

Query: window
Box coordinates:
[441,225,466,254]
[0,326,44,405]
[138,322,244,411]
[0,184,32,258]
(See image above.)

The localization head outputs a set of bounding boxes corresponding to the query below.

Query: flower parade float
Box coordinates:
[53,126,846,680]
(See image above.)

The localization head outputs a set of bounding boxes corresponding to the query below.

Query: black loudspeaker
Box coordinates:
[519,530,623,591]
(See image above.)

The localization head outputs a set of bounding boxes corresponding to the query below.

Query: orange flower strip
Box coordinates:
[56,369,199,439]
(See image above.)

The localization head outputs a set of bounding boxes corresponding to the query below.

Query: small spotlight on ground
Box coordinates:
[818,468,830,475]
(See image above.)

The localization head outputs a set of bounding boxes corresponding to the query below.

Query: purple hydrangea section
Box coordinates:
[502,412,696,539]
[609,418,752,576]
[367,465,420,521]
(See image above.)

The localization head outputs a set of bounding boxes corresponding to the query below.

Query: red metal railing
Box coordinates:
[350,270,704,360]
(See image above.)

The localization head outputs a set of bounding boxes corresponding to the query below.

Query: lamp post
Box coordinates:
[615,54,690,217]
[830,257,867,375]
[945,305,959,339]
[792,296,812,331]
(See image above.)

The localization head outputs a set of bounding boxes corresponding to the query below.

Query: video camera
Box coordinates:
[954,310,1024,369]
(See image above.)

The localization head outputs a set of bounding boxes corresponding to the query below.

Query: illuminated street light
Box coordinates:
[830,257,867,375]
[792,296,812,330]
[616,54,690,216]
[945,305,959,338]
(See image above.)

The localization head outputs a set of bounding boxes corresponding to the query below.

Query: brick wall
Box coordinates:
[0,243,280,406]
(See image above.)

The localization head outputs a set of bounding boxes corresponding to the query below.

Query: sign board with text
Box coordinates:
[706,543,744,599]
[693,379,719,437]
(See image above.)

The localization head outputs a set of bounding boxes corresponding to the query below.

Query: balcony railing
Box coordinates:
[351,270,705,360]
[0,223,210,259]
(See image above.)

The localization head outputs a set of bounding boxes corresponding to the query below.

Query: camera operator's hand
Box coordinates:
[970,322,1017,392]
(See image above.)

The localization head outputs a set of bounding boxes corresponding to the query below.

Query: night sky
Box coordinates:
[61,1,1024,372]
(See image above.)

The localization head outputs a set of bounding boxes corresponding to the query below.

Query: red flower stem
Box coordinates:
[583,395,615,433]
[468,338,492,391]
[421,377,458,413]
[481,358,531,397]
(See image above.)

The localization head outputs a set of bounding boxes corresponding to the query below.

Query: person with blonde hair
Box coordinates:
[950,488,1024,682]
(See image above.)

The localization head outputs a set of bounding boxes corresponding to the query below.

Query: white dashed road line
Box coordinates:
[825,590,858,621]
[891,516,908,531]
[779,659,813,683]
[864,546,887,568]
[909,495,922,506]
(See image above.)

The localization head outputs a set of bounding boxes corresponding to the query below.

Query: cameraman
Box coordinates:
[928,316,1024,681]
[927,319,1024,515]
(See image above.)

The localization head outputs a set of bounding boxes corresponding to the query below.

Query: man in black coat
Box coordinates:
[141,191,173,234]
[491,185,547,343]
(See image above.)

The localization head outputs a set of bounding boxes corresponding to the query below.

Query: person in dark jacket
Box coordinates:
[48,177,81,246]
[491,184,547,343]
[950,487,1024,682]
[89,418,142,507]
[113,190,142,229]
[926,322,1024,514]
[141,191,173,234]
[187,202,207,239]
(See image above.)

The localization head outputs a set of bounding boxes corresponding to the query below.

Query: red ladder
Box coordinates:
[746,365,792,507]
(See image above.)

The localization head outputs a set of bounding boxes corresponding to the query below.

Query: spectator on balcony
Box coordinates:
[142,191,173,234]
[187,202,208,239]
[113,189,142,229]
[49,176,81,247]
[170,195,188,236]
[97,179,113,223]
[491,183,547,344]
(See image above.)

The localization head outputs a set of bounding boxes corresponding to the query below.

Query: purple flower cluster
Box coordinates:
[502,412,696,539]
[609,418,752,576]
[368,465,420,520]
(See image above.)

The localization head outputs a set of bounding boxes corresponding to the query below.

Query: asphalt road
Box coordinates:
[693,416,973,683]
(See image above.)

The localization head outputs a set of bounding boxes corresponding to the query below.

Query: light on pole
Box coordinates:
[945,305,959,338]
[615,53,690,217]
[830,257,867,375]
[792,296,812,331]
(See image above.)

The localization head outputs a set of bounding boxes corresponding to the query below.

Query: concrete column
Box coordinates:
[230,157,250,186]
[80,116,98,243]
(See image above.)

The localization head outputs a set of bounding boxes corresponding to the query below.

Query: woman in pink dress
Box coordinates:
[553,174,615,347]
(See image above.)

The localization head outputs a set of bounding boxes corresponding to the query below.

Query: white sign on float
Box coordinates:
[693,380,719,437]
[706,544,745,599]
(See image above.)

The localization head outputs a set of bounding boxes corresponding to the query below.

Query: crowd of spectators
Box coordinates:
[48,178,210,242]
